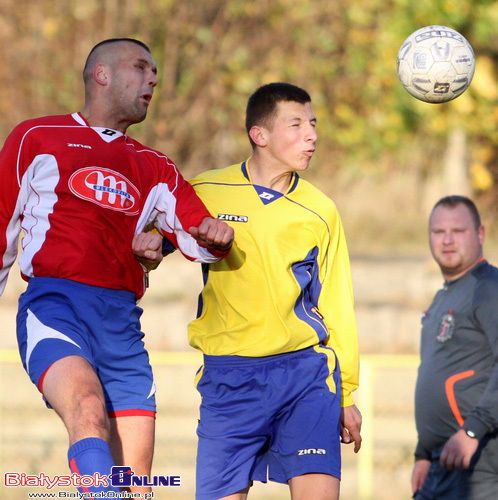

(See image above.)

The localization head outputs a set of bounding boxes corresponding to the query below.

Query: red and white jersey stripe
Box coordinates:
[0,113,222,298]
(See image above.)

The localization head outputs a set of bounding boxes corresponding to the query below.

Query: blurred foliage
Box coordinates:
[0,0,496,235]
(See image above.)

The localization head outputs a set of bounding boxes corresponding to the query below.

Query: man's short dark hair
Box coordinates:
[431,195,482,229]
[83,38,151,83]
[245,83,311,147]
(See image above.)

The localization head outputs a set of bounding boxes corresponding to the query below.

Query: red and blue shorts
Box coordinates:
[16,277,156,417]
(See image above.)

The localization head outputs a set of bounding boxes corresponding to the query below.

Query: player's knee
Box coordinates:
[63,390,110,440]
[77,390,108,421]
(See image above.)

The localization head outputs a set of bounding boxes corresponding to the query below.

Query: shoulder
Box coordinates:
[25,114,79,128]
[292,176,339,217]
[9,114,75,135]
[190,164,244,186]
[473,261,498,282]
[2,115,77,152]
[472,261,498,301]
[124,137,177,167]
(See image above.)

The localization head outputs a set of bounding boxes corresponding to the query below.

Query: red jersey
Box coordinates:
[0,113,224,298]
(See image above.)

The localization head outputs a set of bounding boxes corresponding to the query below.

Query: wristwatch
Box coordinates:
[465,429,477,439]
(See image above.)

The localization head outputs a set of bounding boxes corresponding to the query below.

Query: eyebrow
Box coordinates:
[289,116,317,124]
[137,57,157,75]
[430,225,468,231]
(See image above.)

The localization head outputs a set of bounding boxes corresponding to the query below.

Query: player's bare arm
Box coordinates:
[189,217,234,251]
[340,404,362,453]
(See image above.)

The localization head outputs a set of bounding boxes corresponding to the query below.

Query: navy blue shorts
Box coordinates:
[195,345,341,500]
[415,440,498,500]
[16,277,156,416]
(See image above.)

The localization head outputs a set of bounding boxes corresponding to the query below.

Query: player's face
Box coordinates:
[107,43,158,129]
[429,204,484,281]
[263,101,317,173]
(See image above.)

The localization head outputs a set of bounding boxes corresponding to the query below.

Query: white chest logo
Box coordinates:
[259,192,275,200]
[68,143,92,149]
[69,167,140,215]
[218,214,248,223]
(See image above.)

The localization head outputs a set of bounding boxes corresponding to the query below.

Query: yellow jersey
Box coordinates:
[188,160,359,405]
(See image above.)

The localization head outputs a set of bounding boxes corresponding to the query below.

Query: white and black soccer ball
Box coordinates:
[397,25,475,103]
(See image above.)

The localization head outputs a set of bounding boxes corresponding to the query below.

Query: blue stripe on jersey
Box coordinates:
[241,160,249,180]
[196,263,210,318]
[292,247,329,339]
[288,172,300,193]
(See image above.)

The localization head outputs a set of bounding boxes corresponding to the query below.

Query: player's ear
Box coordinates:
[249,125,267,147]
[478,225,485,246]
[93,63,109,86]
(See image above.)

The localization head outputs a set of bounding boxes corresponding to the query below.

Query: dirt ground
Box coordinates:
[0,252,439,499]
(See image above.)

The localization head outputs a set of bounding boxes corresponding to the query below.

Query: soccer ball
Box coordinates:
[397,25,475,103]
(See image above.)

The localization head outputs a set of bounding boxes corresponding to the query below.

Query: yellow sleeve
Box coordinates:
[319,208,359,407]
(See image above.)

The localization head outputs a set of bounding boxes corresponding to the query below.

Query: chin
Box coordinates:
[296,163,310,172]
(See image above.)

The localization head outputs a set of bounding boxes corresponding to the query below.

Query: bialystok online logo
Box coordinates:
[4,466,180,498]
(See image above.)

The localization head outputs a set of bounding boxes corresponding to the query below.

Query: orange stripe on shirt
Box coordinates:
[445,370,475,426]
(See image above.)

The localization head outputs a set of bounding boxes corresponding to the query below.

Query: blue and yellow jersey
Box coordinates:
[189,160,359,405]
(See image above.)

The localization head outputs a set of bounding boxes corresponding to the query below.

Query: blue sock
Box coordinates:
[68,437,120,494]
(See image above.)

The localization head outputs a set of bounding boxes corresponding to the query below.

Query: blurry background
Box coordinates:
[0,0,497,498]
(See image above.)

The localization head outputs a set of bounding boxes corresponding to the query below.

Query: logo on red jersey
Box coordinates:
[69,167,140,215]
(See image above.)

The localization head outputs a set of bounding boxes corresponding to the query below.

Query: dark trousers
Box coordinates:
[415,436,498,500]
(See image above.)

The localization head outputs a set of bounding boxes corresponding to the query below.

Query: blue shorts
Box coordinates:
[16,277,156,416]
[195,345,341,500]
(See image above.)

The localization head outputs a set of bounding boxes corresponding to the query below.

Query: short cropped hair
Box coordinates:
[245,83,311,148]
[431,195,482,229]
[83,38,151,84]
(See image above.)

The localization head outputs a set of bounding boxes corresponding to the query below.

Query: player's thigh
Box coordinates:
[288,473,339,500]
[109,415,155,475]
[42,355,108,442]
[267,349,342,483]
[217,488,250,500]
[16,279,95,389]
[196,362,269,499]
[91,294,156,416]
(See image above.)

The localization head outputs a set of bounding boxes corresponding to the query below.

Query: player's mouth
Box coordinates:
[304,149,315,157]
[141,93,153,105]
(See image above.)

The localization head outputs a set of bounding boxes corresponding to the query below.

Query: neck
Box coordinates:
[248,156,294,194]
[80,104,128,134]
[443,256,484,283]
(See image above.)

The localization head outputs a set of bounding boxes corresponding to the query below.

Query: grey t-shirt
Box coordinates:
[415,260,498,460]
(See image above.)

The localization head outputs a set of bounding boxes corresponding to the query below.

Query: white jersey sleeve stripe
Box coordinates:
[19,155,60,279]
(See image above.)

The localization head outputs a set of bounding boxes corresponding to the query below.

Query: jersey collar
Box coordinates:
[71,113,124,143]
[241,159,300,201]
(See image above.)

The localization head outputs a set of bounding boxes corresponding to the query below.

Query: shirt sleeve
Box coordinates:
[464,277,498,438]
[152,165,230,263]
[414,441,431,461]
[0,124,26,295]
[318,206,360,407]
